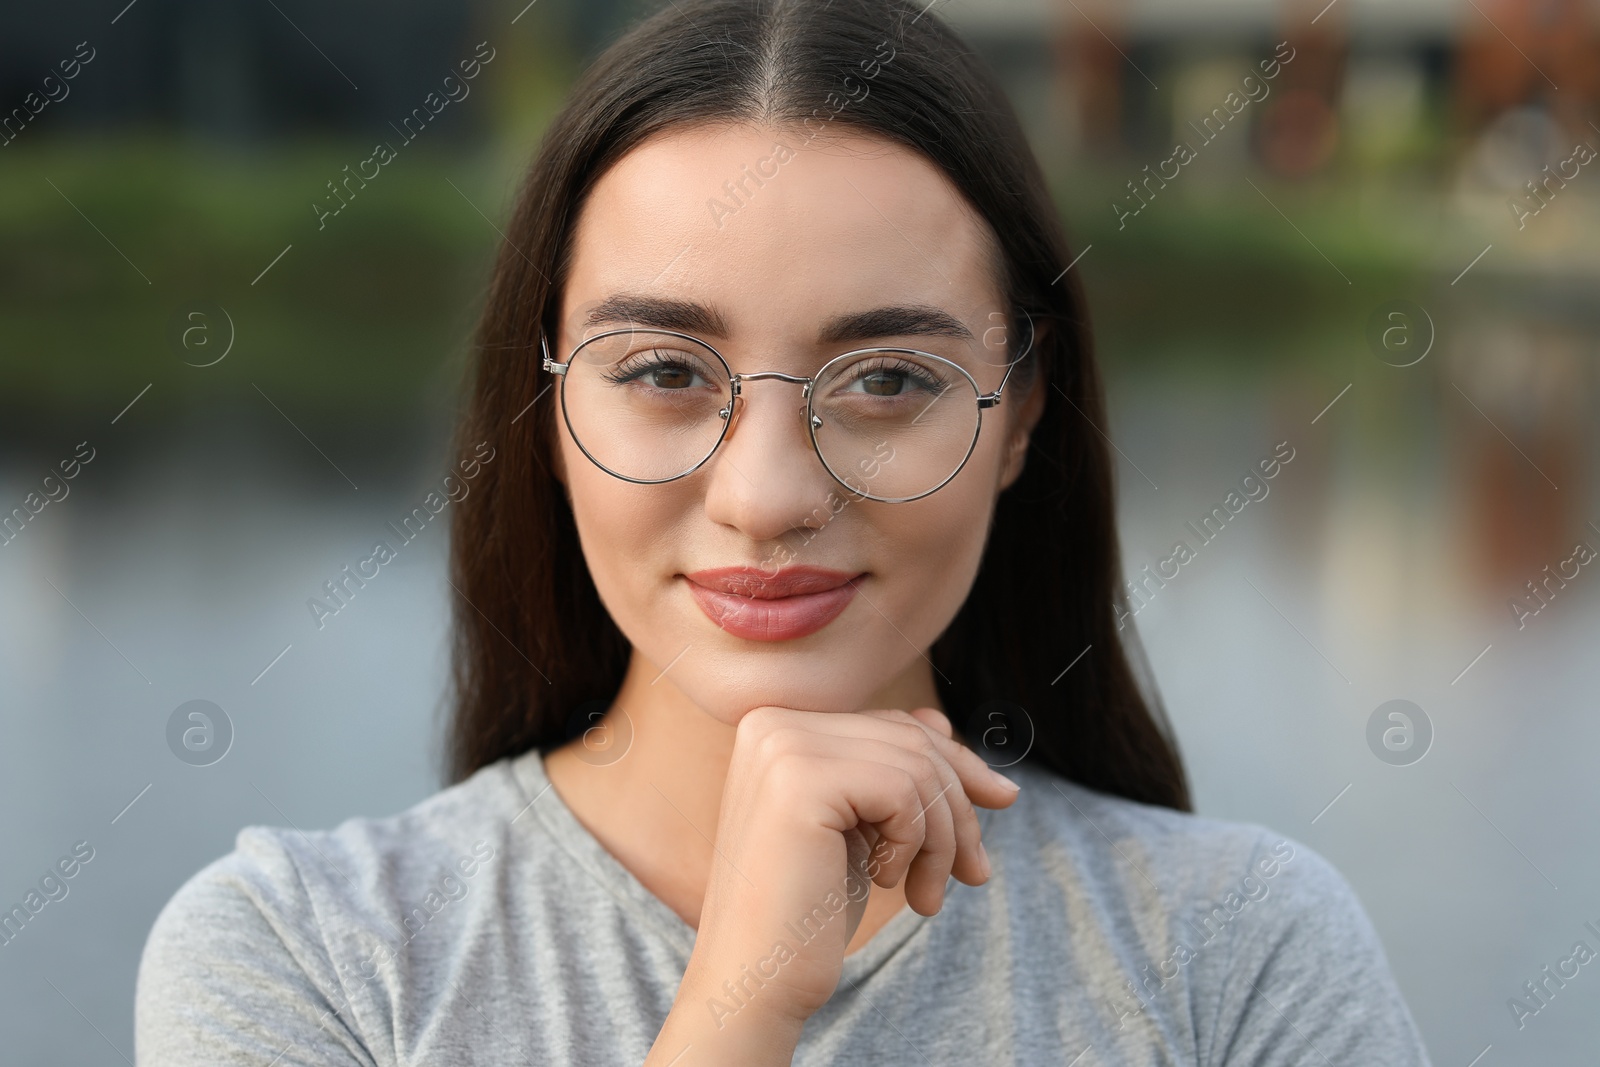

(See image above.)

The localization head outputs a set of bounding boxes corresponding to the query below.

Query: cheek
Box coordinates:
[871,485,993,639]
[894,428,1013,612]
[560,437,680,618]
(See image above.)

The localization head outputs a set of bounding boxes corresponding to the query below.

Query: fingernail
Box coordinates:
[978,841,992,878]
[991,768,1021,792]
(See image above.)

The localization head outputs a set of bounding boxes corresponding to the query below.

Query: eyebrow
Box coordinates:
[581,293,975,345]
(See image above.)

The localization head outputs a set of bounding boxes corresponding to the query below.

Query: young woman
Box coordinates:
[136,1,1434,1064]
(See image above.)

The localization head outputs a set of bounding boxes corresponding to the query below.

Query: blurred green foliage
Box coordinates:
[1055,163,1436,379]
[0,137,509,423]
[0,13,580,427]
[0,132,1440,423]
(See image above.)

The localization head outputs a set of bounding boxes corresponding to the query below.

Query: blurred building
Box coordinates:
[0,0,515,141]
[940,0,1600,179]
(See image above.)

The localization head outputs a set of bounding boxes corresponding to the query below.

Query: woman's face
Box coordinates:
[553,122,1044,725]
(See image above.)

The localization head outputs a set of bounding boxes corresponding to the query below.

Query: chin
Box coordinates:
[675,646,890,724]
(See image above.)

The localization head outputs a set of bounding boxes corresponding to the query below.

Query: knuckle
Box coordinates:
[928,799,957,838]
[752,725,797,765]
[895,771,923,817]
[736,705,775,741]
[913,756,944,795]
[745,711,809,754]
[879,708,915,727]
[887,720,938,763]
[889,719,926,745]
[764,751,809,798]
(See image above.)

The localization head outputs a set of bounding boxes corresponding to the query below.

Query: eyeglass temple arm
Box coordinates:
[539,334,568,375]
[978,366,1009,408]
[978,346,1025,409]
[978,309,1038,409]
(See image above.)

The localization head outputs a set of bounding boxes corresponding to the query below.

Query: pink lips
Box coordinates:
[682,565,864,642]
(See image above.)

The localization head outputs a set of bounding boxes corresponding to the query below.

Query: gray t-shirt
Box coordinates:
[134,747,1434,1065]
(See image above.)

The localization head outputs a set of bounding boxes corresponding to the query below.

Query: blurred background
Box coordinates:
[2,0,1597,1062]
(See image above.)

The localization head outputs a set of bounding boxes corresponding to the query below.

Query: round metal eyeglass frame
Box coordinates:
[539,320,1030,504]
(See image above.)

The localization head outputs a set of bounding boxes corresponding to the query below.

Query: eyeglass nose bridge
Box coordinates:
[728,370,822,429]
[731,369,812,391]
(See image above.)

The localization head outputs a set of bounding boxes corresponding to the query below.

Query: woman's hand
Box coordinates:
[646,705,1021,1066]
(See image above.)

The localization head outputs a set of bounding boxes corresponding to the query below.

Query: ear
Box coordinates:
[999,323,1050,492]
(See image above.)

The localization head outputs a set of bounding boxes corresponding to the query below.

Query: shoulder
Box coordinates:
[146,754,524,936]
[998,758,1309,912]
[134,756,533,1065]
[995,760,1432,1065]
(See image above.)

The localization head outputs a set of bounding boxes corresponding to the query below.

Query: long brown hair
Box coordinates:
[445,0,1191,811]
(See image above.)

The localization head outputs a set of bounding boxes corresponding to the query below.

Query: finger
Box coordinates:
[767,730,961,898]
[794,714,989,887]
[882,720,985,888]
[900,774,960,914]
[859,708,1022,813]
[788,754,930,895]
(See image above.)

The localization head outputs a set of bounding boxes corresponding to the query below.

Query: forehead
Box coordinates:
[561,123,1003,341]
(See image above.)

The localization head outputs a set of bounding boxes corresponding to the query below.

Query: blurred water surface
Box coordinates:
[3,343,1597,1062]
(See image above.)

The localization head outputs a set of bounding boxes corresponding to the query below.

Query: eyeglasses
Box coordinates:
[540,318,1028,504]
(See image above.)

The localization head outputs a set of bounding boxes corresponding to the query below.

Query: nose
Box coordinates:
[699,379,846,544]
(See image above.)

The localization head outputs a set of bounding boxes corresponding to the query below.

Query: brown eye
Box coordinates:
[648,366,695,389]
[599,348,718,391]
[861,370,904,396]
[833,356,946,400]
